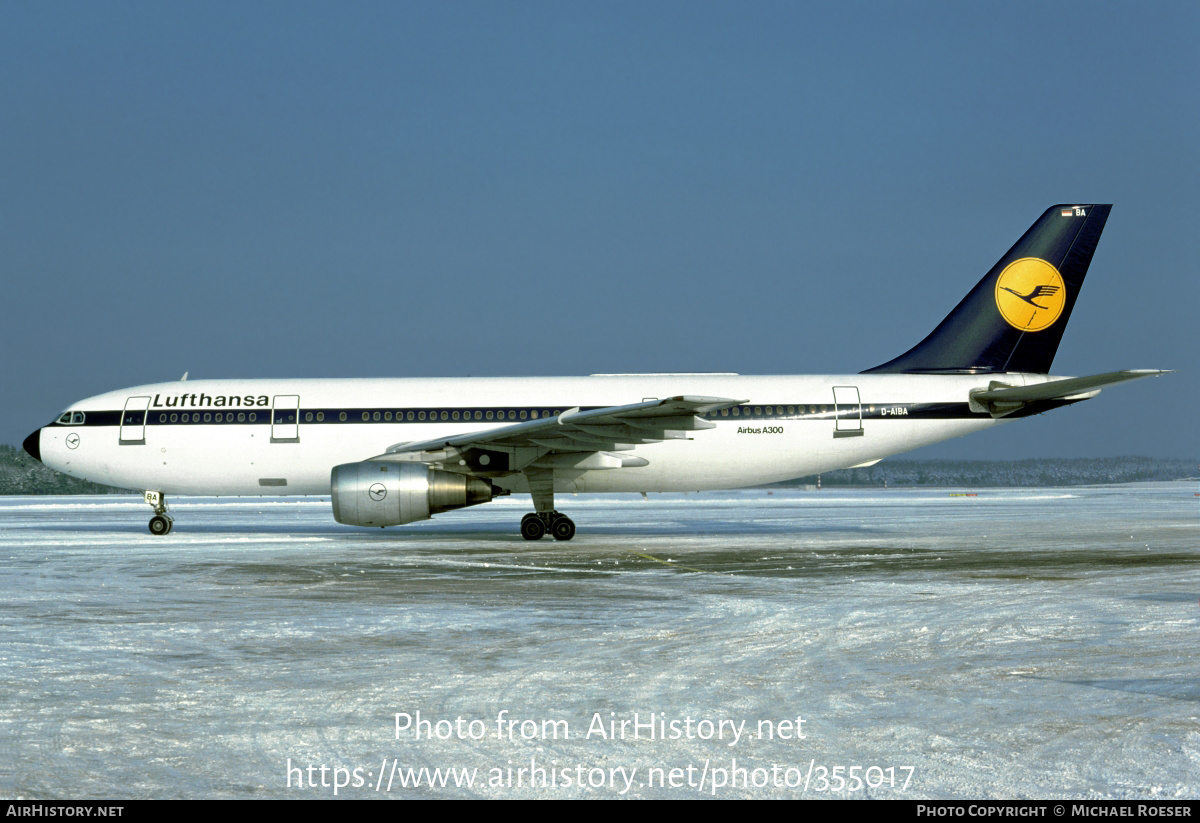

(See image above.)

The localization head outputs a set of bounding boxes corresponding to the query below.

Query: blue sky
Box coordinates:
[2,1,1196,459]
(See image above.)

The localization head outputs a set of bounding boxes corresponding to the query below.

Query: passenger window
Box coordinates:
[531,410,538,419]
[385,412,392,421]
[204,413,212,423]
[441,411,448,421]
[406,412,413,421]
[339,412,347,422]
[170,413,178,423]
[373,412,381,421]
[732,407,740,416]
[159,413,166,422]
[306,412,313,422]
[238,412,245,422]
[520,410,528,420]
[248,412,256,422]
[508,411,516,420]
[486,411,493,420]
[475,411,482,420]
[452,411,460,420]
[317,412,325,421]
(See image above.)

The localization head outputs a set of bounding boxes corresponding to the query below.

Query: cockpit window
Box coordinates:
[57,412,85,425]
[72,412,85,424]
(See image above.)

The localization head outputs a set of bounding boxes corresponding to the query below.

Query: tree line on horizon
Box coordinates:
[781,456,1199,488]
[1,443,1196,495]
[0,445,133,494]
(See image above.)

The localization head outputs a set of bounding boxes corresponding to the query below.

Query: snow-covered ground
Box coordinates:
[1,484,1197,798]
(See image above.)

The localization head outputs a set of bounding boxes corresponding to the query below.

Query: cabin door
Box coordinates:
[119,396,150,445]
[832,386,864,438]
[271,395,300,443]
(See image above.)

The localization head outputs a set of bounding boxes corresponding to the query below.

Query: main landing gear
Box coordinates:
[144,491,174,535]
[518,468,575,540]
[520,511,576,541]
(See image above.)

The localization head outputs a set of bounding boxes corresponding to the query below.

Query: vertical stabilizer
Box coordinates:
[865,204,1111,374]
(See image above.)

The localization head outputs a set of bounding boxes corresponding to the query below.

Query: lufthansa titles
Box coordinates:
[151,393,270,409]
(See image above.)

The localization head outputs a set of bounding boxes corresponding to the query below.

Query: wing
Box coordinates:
[366,395,746,476]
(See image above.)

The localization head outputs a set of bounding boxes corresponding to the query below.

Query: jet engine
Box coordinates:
[331,461,496,527]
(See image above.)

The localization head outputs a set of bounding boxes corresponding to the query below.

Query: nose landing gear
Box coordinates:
[144,491,174,535]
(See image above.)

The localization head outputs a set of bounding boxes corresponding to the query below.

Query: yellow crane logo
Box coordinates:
[994,258,1066,332]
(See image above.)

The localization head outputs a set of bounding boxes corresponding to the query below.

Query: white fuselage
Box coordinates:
[36,372,1045,497]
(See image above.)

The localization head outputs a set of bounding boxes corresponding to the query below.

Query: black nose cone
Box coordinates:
[22,429,42,463]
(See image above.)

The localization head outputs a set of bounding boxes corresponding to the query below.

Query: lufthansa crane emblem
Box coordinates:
[368,483,387,502]
[66,433,80,450]
[994,257,1066,332]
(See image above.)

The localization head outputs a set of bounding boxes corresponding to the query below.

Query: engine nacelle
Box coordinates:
[331,461,496,527]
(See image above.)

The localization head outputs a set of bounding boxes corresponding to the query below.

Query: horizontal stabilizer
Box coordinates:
[969,370,1169,417]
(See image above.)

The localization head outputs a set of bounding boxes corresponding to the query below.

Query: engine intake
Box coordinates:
[331,461,495,527]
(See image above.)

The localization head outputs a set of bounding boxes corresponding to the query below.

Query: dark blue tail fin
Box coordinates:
[865,204,1111,375]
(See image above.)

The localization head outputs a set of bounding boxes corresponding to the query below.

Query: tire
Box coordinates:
[149,515,171,536]
[550,516,576,541]
[520,514,546,540]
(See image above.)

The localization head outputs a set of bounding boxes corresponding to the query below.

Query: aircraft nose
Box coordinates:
[22,428,42,463]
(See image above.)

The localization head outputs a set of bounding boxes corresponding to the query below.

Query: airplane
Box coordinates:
[22,204,1168,540]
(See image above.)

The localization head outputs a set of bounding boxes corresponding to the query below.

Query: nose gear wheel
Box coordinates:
[144,491,174,535]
